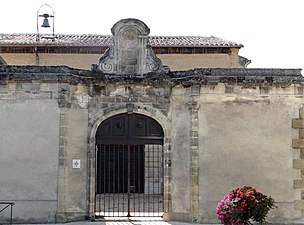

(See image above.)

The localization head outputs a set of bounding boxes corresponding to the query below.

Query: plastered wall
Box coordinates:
[1,53,241,70]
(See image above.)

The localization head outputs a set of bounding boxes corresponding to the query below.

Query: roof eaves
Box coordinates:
[0,33,244,48]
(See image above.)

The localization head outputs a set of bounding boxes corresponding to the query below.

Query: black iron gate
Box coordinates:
[95,113,164,217]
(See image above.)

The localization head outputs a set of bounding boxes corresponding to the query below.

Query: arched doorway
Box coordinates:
[95,113,164,218]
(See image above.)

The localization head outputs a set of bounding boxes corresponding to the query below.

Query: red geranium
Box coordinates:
[215,186,276,225]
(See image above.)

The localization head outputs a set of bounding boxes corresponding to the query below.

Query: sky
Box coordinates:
[0,0,303,72]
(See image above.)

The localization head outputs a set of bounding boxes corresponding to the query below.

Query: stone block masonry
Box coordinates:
[293,108,304,212]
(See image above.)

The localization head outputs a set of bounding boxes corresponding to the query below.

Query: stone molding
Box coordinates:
[0,66,302,87]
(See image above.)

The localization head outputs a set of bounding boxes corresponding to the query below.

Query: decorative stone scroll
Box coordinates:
[92,18,164,75]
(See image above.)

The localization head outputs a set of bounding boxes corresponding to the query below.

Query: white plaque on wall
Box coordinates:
[72,159,81,169]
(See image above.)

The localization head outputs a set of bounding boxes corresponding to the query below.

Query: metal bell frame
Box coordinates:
[36,4,55,42]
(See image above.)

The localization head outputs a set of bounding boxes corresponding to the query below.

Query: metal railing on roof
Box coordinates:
[0,202,15,225]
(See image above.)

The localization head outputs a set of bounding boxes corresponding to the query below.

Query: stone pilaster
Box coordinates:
[87,137,96,220]
[55,107,69,222]
[188,85,200,222]
[292,108,304,211]
[163,143,172,219]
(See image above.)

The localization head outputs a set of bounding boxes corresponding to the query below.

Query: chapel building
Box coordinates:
[0,32,249,70]
[0,18,303,224]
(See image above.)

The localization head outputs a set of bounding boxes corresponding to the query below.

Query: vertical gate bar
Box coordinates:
[121,144,124,217]
[151,144,155,216]
[153,144,155,215]
[162,144,164,214]
[98,144,101,216]
[127,144,131,217]
[130,145,133,216]
[126,145,127,216]
[105,144,107,216]
[158,144,160,215]
[98,145,101,216]
[122,144,125,216]
[133,145,136,216]
[152,144,154,216]
[131,145,134,216]
[145,144,148,217]
[159,144,161,216]
[143,145,145,216]
[96,144,103,216]
[103,145,106,216]
[108,145,111,216]
[99,145,102,216]
[116,145,118,216]
[104,145,107,216]
[117,145,120,216]
[141,144,144,216]
[95,145,97,216]
[118,145,123,216]
[94,145,96,215]
[133,145,135,216]
[138,144,141,216]
[147,144,150,217]
[144,145,146,216]
[125,144,127,216]
[112,144,115,216]
[145,145,148,216]
[157,144,159,215]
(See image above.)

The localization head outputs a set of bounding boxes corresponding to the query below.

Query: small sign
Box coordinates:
[73,159,81,169]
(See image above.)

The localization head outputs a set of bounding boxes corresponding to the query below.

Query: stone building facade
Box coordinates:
[0,19,304,224]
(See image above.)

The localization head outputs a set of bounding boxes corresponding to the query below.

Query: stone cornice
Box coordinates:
[0,65,302,86]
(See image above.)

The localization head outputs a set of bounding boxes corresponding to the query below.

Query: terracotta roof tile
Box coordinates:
[149,36,242,47]
[0,33,243,48]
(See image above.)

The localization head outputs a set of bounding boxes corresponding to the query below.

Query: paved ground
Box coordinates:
[15,223,215,225]
[15,220,217,225]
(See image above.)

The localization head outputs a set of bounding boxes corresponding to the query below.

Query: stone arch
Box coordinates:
[86,103,172,220]
[88,103,170,139]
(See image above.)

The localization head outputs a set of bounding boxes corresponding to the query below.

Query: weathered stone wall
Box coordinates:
[1,66,304,223]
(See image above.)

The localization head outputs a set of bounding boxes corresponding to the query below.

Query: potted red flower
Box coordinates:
[216,186,276,225]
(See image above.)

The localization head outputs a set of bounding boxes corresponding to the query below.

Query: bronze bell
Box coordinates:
[41,14,50,28]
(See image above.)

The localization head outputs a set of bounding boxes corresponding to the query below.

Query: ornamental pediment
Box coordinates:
[92,18,164,76]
